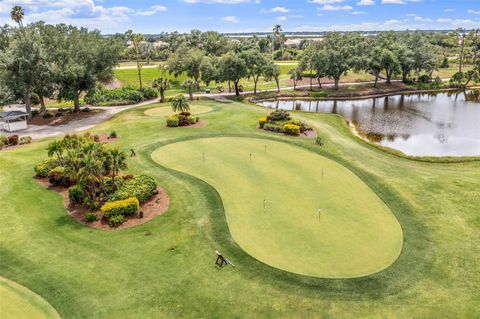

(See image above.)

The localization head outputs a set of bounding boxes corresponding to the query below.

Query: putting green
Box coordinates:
[0,277,60,319]
[152,137,403,278]
[144,104,212,117]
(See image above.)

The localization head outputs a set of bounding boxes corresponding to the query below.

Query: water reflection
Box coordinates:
[258,90,480,156]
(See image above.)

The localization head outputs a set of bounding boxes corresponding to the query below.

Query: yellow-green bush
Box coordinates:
[101,197,139,221]
[258,117,268,128]
[283,123,301,136]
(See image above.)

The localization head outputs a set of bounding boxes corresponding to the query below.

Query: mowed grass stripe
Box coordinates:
[152,137,403,278]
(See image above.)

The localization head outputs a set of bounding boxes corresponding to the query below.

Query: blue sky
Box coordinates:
[0,0,479,34]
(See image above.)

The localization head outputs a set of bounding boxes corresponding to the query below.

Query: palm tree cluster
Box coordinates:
[47,134,127,207]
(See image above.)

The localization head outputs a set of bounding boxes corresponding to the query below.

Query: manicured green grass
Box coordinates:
[0,99,479,318]
[0,277,60,319]
[144,103,213,117]
[152,137,403,278]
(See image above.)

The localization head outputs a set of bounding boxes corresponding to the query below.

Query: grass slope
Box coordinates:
[0,100,478,318]
[0,277,60,319]
[152,137,403,278]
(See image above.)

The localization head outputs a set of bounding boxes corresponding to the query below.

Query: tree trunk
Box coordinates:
[137,57,143,89]
[73,93,81,112]
[309,74,313,91]
[188,88,193,101]
[317,77,322,88]
[275,78,280,93]
[40,96,46,113]
[334,78,339,90]
[160,88,165,103]
[253,76,258,94]
[374,74,379,88]
[228,80,231,93]
[459,32,465,73]
[234,80,240,96]
[24,88,32,119]
[386,70,391,84]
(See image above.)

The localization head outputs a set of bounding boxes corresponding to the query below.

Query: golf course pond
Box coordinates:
[257,90,480,157]
[153,137,403,278]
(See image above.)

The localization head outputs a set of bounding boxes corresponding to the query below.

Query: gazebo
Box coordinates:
[0,111,28,132]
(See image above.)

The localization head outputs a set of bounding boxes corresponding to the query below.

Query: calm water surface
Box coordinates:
[258,90,480,157]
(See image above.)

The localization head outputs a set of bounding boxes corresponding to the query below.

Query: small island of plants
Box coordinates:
[258,110,314,137]
[34,133,168,229]
[166,94,202,127]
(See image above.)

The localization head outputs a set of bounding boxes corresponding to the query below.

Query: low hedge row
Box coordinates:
[166,113,200,127]
[34,159,60,178]
[101,197,139,226]
[85,87,158,106]
[108,175,157,203]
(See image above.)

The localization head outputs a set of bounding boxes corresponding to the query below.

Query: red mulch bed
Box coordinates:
[93,133,119,144]
[37,178,170,230]
[29,109,103,126]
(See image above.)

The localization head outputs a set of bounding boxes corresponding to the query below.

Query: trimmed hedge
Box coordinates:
[283,123,301,136]
[166,116,179,127]
[108,175,157,203]
[85,87,158,106]
[166,113,200,127]
[34,159,59,177]
[101,197,139,220]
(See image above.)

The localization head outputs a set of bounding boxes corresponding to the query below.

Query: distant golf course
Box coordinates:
[153,137,403,278]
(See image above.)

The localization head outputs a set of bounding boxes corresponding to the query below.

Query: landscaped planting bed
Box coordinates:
[258,109,315,137]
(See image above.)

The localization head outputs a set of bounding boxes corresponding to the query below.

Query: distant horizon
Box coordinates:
[0,0,479,34]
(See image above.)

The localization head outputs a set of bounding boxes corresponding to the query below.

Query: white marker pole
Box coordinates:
[318,208,322,220]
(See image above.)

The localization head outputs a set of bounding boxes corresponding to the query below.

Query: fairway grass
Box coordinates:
[152,137,403,278]
[0,277,60,319]
[0,99,478,318]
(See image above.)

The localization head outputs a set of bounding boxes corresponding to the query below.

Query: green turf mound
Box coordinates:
[152,137,403,278]
[144,104,212,117]
[0,277,60,319]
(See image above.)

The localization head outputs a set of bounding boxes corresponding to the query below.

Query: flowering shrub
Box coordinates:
[258,117,268,128]
[283,123,301,136]
[101,197,139,226]
[34,159,59,177]
[108,175,157,203]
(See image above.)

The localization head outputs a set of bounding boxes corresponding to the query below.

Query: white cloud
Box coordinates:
[136,5,167,16]
[270,6,290,13]
[468,10,480,15]
[351,11,366,15]
[276,15,287,22]
[443,8,455,12]
[382,0,406,4]
[222,15,239,23]
[318,4,353,11]
[357,0,374,5]
[436,18,479,28]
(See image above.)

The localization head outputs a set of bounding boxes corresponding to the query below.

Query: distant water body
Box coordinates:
[257,90,480,157]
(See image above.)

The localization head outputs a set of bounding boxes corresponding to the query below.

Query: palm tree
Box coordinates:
[272,25,282,57]
[171,94,190,113]
[10,6,24,28]
[77,154,104,202]
[132,33,145,89]
[108,148,127,189]
[152,77,169,103]
[182,79,197,101]
[47,140,65,162]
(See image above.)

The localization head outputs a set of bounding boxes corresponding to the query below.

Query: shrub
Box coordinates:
[108,175,156,203]
[0,135,7,149]
[55,112,63,117]
[264,123,284,133]
[267,110,290,121]
[48,166,71,186]
[84,212,98,222]
[42,112,54,119]
[101,197,139,220]
[417,75,431,83]
[166,115,179,127]
[85,87,158,105]
[69,185,85,204]
[82,107,91,113]
[31,109,40,117]
[283,123,301,136]
[109,131,117,139]
[258,117,268,128]
[34,159,59,177]
[19,136,32,145]
[7,135,19,145]
[107,214,125,227]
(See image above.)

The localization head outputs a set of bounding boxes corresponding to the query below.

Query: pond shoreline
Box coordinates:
[250,85,480,103]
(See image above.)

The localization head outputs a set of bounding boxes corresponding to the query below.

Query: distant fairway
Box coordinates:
[144,103,213,117]
[0,277,60,319]
[152,137,403,278]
